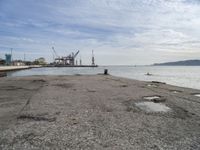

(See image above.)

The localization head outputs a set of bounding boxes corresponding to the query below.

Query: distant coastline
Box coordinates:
[153,59,200,66]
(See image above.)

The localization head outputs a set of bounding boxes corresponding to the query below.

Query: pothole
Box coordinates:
[143,96,165,103]
[53,83,73,88]
[135,102,171,113]
[194,94,200,97]
[18,114,56,122]
[32,79,46,83]
[119,85,128,87]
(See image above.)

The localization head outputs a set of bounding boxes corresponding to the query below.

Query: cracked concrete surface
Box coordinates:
[0,75,200,149]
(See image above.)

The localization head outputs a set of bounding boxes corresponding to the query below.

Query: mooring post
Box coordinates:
[104,69,108,75]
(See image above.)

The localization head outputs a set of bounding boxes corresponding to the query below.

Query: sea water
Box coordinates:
[7,66,200,90]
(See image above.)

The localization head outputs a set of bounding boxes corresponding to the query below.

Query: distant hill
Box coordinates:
[153,60,200,66]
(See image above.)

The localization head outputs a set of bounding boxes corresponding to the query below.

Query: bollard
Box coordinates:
[104,69,108,75]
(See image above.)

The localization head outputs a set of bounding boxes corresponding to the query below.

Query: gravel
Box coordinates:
[0,75,200,149]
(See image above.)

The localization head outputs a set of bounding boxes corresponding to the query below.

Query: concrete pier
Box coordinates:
[0,75,200,149]
[0,65,41,72]
[0,66,30,72]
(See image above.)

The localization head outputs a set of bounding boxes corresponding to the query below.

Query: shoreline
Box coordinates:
[0,65,42,72]
[0,66,30,72]
[4,66,200,90]
[0,65,42,77]
[6,73,200,91]
[0,75,200,149]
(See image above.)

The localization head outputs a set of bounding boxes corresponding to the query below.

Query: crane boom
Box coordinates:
[52,47,59,58]
[73,50,79,58]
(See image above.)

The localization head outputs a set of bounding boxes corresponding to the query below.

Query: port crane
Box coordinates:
[61,50,79,65]
[52,47,59,58]
[52,47,61,64]
[52,47,79,66]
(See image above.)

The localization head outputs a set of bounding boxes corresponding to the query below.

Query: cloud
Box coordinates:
[0,0,200,64]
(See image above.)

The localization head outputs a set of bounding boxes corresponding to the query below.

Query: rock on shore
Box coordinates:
[0,75,200,149]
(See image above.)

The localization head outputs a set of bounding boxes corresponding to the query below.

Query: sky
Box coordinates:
[0,0,200,65]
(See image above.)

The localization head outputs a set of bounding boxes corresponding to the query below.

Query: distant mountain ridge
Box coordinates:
[153,59,200,66]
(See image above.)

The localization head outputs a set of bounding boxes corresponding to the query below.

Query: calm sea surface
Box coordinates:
[7,66,200,90]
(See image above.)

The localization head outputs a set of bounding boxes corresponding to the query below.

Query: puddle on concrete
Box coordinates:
[194,94,200,97]
[171,90,180,94]
[135,102,171,113]
[170,90,182,94]
[143,96,160,100]
[147,84,158,88]
[143,96,166,103]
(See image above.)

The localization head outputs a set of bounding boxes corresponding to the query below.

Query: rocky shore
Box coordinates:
[0,75,200,149]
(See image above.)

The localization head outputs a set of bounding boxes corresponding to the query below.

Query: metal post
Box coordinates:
[11,48,13,65]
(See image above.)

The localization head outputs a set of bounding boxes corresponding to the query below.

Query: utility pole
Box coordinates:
[11,48,13,64]
[24,53,26,62]
[52,52,55,63]
[92,50,95,66]
[80,56,82,66]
